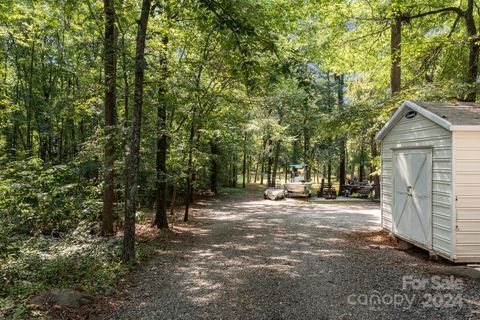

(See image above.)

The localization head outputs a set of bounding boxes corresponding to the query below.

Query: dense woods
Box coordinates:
[1,0,480,317]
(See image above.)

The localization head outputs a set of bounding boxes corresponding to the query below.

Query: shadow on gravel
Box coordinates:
[99,195,479,320]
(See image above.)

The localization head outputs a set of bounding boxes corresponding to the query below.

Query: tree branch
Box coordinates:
[406,7,464,21]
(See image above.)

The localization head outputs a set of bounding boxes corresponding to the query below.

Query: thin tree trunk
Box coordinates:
[184,118,195,222]
[371,135,381,200]
[327,156,332,187]
[153,35,169,229]
[254,155,259,183]
[336,74,346,196]
[101,0,117,236]
[259,137,266,185]
[465,0,478,102]
[184,31,211,220]
[153,98,168,228]
[26,41,35,154]
[70,119,77,157]
[271,141,280,188]
[123,0,151,263]
[391,8,402,96]
[303,127,311,180]
[170,182,177,215]
[359,141,365,182]
[231,151,237,187]
[267,140,273,187]
[58,122,63,162]
[247,155,251,183]
[210,140,218,195]
[325,72,334,188]
[120,33,129,120]
[242,134,247,188]
[190,171,196,203]
[118,13,130,218]
[260,160,265,185]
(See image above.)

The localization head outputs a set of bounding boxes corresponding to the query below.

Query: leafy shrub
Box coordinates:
[0,228,127,319]
[0,157,100,232]
[0,157,101,257]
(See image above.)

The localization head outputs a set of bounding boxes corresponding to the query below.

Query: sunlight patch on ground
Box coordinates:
[321,237,346,243]
[250,263,291,271]
[314,249,345,257]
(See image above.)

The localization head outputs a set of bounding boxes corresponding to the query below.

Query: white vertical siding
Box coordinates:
[453,131,480,261]
[381,110,453,257]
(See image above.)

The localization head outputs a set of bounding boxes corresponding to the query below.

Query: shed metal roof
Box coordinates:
[376,100,480,140]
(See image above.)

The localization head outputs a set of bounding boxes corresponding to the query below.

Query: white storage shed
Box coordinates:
[376,100,480,262]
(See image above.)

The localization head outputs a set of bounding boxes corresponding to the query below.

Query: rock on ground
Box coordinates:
[28,288,94,310]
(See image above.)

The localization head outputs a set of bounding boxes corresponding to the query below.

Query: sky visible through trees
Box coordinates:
[1,0,479,316]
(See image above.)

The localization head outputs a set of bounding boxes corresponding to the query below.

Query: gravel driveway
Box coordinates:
[99,192,480,320]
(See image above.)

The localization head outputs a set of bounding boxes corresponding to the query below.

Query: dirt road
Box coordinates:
[99,192,480,320]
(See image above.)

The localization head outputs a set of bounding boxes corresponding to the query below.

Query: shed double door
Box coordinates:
[393,149,432,248]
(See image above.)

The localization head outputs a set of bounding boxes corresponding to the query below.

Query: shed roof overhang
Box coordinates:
[375,100,480,141]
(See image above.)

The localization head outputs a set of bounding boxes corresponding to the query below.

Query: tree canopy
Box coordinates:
[1,0,480,316]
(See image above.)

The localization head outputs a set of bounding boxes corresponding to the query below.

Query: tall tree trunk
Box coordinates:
[465,0,478,102]
[254,154,259,183]
[370,135,381,199]
[260,138,267,185]
[123,0,151,263]
[242,134,247,188]
[259,137,267,185]
[70,119,77,157]
[260,160,264,185]
[170,182,177,215]
[303,129,310,180]
[267,140,273,187]
[391,8,402,96]
[101,0,117,236]
[190,170,196,203]
[153,35,169,229]
[184,118,195,222]
[153,79,168,225]
[247,155,251,183]
[292,139,299,164]
[327,156,332,187]
[210,140,218,195]
[231,152,237,187]
[336,75,346,196]
[271,141,281,188]
[118,12,130,217]
[26,41,35,154]
[58,122,64,163]
[119,29,129,122]
[359,141,365,182]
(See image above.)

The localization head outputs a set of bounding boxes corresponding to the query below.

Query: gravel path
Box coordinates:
[99,193,480,320]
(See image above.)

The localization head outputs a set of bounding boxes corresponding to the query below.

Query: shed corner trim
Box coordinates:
[450,125,480,132]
